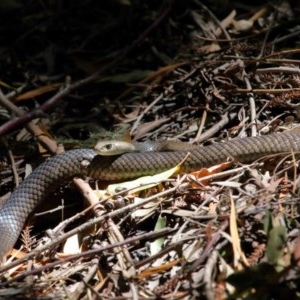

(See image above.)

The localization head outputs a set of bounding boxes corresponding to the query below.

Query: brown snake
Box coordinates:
[1,131,300,261]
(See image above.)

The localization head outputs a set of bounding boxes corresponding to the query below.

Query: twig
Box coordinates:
[193,104,208,143]
[194,112,237,143]
[71,257,100,300]
[7,148,19,187]
[1,227,175,286]
[256,67,300,75]
[0,165,250,274]
[76,178,138,286]
[203,250,219,300]
[272,29,300,45]
[244,77,257,136]
[258,6,277,57]
[235,88,300,94]
[193,0,232,41]
[0,88,58,153]
[186,220,229,273]
[0,182,183,273]
[130,93,164,137]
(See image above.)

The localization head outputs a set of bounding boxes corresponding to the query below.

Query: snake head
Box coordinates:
[94,140,137,156]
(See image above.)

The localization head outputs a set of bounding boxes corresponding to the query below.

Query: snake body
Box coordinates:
[1,131,300,261]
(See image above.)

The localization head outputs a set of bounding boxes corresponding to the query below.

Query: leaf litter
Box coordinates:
[0,1,300,299]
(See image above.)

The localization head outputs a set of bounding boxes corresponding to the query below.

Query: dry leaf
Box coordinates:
[16,83,62,101]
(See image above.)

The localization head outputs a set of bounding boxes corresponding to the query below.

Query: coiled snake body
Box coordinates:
[1,131,300,261]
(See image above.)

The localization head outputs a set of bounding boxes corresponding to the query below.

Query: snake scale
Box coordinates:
[1,131,300,261]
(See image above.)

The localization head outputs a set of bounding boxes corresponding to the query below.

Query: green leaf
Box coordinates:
[150,215,167,255]
[263,209,273,236]
[266,225,287,265]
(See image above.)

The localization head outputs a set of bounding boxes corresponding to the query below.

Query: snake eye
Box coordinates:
[105,144,112,150]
